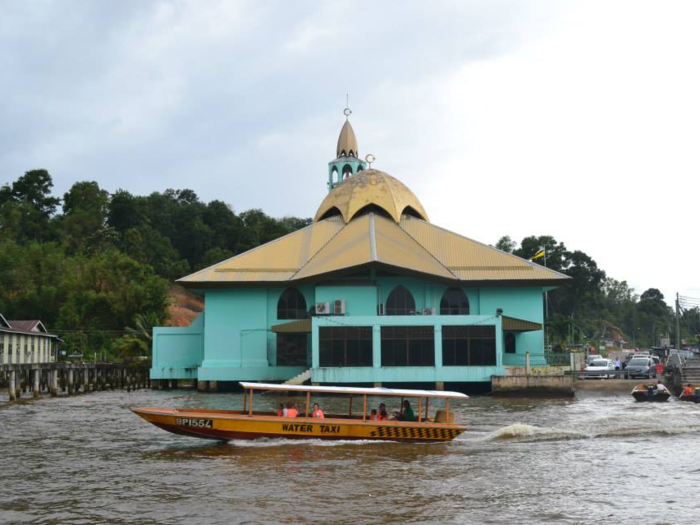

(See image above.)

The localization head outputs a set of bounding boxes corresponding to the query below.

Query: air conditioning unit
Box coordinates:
[422,308,436,316]
[315,302,330,315]
[333,299,346,315]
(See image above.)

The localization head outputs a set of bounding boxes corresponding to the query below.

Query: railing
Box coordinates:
[503,353,571,367]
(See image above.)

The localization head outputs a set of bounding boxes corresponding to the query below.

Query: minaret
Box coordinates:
[328,107,367,191]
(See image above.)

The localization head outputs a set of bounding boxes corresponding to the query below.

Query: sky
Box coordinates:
[1,0,699,305]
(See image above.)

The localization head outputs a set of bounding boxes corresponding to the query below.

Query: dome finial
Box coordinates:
[344,93,351,120]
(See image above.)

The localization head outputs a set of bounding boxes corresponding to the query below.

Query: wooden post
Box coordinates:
[242,392,247,413]
[445,399,450,418]
[16,370,22,398]
[33,368,40,398]
[305,391,310,417]
[8,370,16,401]
[67,368,74,395]
[348,394,353,418]
[248,390,253,416]
[362,394,367,421]
[83,368,89,392]
[50,369,58,397]
[417,397,422,422]
[425,398,430,421]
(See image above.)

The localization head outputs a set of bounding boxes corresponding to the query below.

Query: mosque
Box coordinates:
[151,109,569,390]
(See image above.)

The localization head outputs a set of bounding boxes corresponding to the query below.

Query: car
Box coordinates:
[585,359,616,379]
[586,354,606,366]
[625,357,657,379]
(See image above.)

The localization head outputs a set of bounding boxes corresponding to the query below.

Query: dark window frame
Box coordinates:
[442,325,497,366]
[381,326,435,366]
[319,326,373,367]
[277,288,308,320]
[505,332,516,354]
[440,288,470,315]
[276,333,309,367]
[386,285,416,316]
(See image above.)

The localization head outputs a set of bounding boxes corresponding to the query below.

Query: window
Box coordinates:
[381,326,435,366]
[386,286,415,315]
[319,327,372,367]
[505,333,516,354]
[442,326,496,366]
[276,334,308,367]
[277,288,307,320]
[440,288,470,315]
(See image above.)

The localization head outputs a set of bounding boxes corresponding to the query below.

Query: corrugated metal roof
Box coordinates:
[502,316,542,332]
[271,318,312,334]
[178,212,569,286]
[399,216,568,282]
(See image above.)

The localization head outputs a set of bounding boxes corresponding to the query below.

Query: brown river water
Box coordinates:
[1,388,700,525]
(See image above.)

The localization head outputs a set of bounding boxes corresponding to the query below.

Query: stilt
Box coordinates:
[67,369,74,395]
[33,368,40,398]
[83,368,89,392]
[50,369,58,396]
[8,370,16,401]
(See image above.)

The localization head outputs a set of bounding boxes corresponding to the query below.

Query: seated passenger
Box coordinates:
[683,384,694,396]
[276,403,286,417]
[399,400,415,422]
[369,409,378,421]
[286,402,299,418]
[312,402,325,419]
[656,381,667,392]
[377,403,388,421]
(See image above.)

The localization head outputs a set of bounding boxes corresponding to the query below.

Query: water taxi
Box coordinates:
[131,382,468,442]
[631,383,671,402]
[678,384,700,402]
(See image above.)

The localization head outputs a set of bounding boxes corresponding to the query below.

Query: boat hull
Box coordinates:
[131,408,466,442]
[631,390,671,402]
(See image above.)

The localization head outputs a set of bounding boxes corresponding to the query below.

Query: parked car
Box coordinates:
[585,359,616,379]
[625,357,657,379]
[586,354,605,366]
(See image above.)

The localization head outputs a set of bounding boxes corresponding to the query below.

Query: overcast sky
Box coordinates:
[1,1,699,304]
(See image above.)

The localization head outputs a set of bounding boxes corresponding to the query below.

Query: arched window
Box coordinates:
[342,164,353,179]
[440,288,470,315]
[277,288,307,319]
[386,285,415,315]
[505,333,516,354]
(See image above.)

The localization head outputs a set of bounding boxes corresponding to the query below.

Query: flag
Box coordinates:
[530,248,545,261]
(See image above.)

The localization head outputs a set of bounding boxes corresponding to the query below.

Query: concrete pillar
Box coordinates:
[8,370,16,401]
[83,368,89,392]
[67,369,74,395]
[50,369,58,396]
[15,370,22,399]
[208,380,218,392]
[33,368,40,398]
[435,381,445,391]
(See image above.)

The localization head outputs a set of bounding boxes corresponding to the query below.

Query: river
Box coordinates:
[1,388,699,524]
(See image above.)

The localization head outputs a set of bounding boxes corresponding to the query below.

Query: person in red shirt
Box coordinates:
[312,403,325,419]
[377,403,388,421]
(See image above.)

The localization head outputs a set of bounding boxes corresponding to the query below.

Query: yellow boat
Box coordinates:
[131,382,468,443]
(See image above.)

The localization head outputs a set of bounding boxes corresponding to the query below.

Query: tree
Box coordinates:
[495,235,516,253]
[0,169,60,241]
[60,181,110,252]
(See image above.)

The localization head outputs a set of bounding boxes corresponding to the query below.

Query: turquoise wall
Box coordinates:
[151,279,549,382]
[151,314,204,379]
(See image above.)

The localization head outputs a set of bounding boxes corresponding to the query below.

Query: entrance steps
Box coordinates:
[284,368,311,386]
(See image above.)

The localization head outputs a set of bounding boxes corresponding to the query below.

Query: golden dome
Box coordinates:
[336,120,359,158]
[314,169,429,224]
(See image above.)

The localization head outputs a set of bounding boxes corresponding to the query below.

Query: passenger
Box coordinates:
[646,384,655,401]
[377,403,388,421]
[286,402,299,418]
[683,384,694,397]
[656,381,667,393]
[369,409,378,421]
[276,403,286,417]
[312,403,325,419]
[399,400,415,422]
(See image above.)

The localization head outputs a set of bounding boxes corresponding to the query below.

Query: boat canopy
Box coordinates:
[239,382,469,399]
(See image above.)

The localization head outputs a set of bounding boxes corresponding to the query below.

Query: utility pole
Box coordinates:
[676,293,682,350]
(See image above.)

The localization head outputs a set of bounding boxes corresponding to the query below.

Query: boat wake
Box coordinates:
[225,437,399,448]
[484,420,700,443]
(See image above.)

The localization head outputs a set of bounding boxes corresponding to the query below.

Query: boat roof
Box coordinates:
[239,382,469,399]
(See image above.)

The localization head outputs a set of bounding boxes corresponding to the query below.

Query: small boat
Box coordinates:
[631,383,671,402]
[678,385,700,403]
[131,382,468,443]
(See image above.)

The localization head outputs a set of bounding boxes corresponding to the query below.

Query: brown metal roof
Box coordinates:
[271,318,312,334]
[336,119,359,158]
[502,316,542,332]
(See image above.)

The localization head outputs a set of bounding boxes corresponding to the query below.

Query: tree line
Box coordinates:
[0,169,311,358]
[495,235,699,350]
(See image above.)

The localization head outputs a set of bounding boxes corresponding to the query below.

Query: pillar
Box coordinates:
[209,381,218,392]
[8,370,16,401]
[50,369,58,397]
[67,369,74,395]
[197,380,207,392]
[33,368,40,398]
[83,368,89,392]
